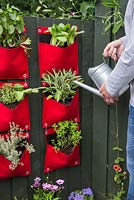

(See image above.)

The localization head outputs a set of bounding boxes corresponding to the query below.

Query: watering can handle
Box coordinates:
[103,56,108,64]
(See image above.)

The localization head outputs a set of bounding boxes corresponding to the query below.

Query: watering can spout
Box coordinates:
[74,61,129,97]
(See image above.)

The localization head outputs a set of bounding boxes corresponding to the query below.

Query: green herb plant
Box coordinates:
[0,83,38,105]
[0,122,35,170]
[101,0,124,34]
[46,23,84,47]
[41,69,83,103]
[0,4,31,51]
[51,120,82,153]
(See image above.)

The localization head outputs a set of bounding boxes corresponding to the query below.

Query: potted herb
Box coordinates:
[41,69,83,128]
[0,83,38,131]
[46,23,84,47]
[0,4,31,79]
[37,23,84,77]
[42,68,83,103]
[44,120,82,173]
[50,120,82,154]
[0,4,31,49]
[0,83,38,106]
[0,122,35,179]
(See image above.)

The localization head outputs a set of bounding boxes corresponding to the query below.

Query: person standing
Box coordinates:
[100,0,134,199]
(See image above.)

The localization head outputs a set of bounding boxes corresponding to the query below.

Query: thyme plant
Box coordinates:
[0,122,35,170]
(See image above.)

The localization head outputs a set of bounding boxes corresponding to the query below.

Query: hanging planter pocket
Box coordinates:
[0,133,31,180]
[44,143,80,173]
[0,46,29,79]
[0,150,31,180]
[37,27,78,78]
[0,82,30,131]
[42,92,80,128]
[0,96,30,131]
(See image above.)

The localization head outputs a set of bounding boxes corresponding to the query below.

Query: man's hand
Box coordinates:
[99,83,118,105]
[103,39,124,61]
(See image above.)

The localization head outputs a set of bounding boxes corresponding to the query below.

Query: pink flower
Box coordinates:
[56,179,64,185]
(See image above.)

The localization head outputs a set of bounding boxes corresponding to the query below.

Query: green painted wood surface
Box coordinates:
[0,0,129,199]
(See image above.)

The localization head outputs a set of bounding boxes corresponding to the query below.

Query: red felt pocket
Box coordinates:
[0,96,30,131]
[0,46,29,79]
[42,92,80,128]
[44,144,80,173]
[38,41,78,78]
[0,150,31,180]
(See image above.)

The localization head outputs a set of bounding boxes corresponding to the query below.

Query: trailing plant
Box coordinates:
[110,146,127,200]
[0,4,31,51]
[0,122,35,170]
[31,176,64,200]
[105,103,127,200]
[36,0,97,20]
[51,120,82,153]
[46,23,84,47]
[0,83,39,105]
[101,0,124,34]
[41,69,83,103]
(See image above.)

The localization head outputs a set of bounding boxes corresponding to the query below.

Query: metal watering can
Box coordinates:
[74,60,129,98]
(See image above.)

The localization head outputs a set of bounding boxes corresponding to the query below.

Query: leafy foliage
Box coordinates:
[0,4,31,48]
[41,69,83,103]
[36,0,97,20]
[101,0,124,34]
[0,0,37,15]
[46,23,84,47]
[0,83,38,105]
[51,120,82,152]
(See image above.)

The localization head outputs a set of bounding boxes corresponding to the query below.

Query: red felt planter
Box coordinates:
[0,96,30,131]
[0,150,31,180]
[0,46,29,79]
[0,132,31,180]
[37,27,78,77]
[42,92,80,128]
[44,144,80,173]
[0,82,30,131]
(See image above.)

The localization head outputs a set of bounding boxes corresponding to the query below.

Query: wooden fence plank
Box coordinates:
[92,0,111,199]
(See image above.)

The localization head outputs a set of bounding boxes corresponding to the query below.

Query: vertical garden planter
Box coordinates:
[0,131,34,180]
[0,46,29,79]
[0,82,31,131]
[42,92,80,128]
[44,121,81,173]
[37,27,79,78]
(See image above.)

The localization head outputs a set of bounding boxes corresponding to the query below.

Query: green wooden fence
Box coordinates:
[0,0,129,199]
